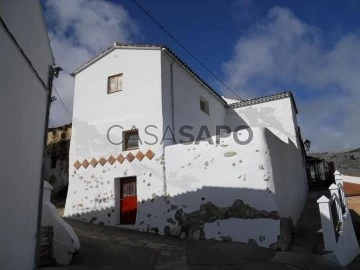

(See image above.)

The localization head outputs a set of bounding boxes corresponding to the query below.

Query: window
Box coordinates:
[51,157,57,169]
[123,129,139,150]
[108,73,123,94]
[200,98,209,115]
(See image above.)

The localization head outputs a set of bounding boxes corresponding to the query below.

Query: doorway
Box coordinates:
[119,177,137,224]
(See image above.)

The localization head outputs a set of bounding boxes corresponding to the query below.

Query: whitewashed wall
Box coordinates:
[0,0,54,269]
[66,48,167,230]
[227,97,300,147]
[67,46,307,248]
[165,128,280,247]
[264,129,308,225]
[161,52,227,144]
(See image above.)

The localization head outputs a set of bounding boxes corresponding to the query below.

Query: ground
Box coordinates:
[40,218,360,270]
[44,190,360,270]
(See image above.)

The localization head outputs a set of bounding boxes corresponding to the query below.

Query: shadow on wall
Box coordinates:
[349,209,360,240]
[66,186,286,249]
[264,128,308,226]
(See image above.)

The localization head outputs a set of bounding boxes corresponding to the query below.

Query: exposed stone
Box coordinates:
[170,204,178,211]
[150,227,159,234]
[170,226,181,237]
[166,218,176,225]
[164,226,171,236]
[204,161,209,167]
[224,151,237,157]
[220,235,232,242]
[192,230,201,240]
[259,164,264,170]
[248,239,258,246]
[172,200,279,241]
[180,232,186,239]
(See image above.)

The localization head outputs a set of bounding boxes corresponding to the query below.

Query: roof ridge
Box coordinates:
[230,91,298,113]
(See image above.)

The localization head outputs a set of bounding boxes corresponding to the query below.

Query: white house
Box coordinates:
[0,0,56,269]
[65,43,308,248]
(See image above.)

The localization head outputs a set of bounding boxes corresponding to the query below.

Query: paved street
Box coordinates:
[41,218,360,270]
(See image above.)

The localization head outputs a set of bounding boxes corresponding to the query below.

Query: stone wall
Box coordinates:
[46,124,71,194]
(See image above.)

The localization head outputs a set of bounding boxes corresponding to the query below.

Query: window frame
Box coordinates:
[200,97,210,115]
[123,129,139,151]
[107,73,123,94]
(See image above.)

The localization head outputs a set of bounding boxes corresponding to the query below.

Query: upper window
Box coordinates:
[123,129,139,150]
[200,98,209,115]
[108,73,123,94]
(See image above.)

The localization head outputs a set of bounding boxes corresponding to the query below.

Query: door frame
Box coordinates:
[114,176,137,225]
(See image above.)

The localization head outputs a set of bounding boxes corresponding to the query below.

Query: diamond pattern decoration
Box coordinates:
[136,151,145,161]
[98,157,107,166]
[126,152,135,163]
[108,155,116,165]
[90,158,98,168]
[145,149,155,160]
[82,159,90,169]
[74,160,81,170]
[117,154,125,164]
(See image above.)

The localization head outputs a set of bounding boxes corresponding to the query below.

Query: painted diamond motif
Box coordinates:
[74,160,81,170]
[117,154,125,164]
[98,157,107,166]
[82,159,90,169]
[145,149,155,160]
[136,151,145,161]
[126,152,135,163]
[90,158,98,168]
[108,155,116,165]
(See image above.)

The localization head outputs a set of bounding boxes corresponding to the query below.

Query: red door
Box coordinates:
[120,177,137,224]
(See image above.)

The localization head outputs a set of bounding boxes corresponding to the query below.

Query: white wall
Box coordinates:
[227,97,299,147]
[66,48,167,228]
[161,52,227,144]
[264,129,308,225]
[164,128,280,247]
[0,0,54,269]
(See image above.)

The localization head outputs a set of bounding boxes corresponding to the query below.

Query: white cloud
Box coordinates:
[223,7,360,152]
[44,0,138,126]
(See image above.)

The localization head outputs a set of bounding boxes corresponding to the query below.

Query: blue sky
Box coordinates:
[43,0,360,152]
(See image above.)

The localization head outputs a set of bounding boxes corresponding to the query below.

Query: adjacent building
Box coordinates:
[46,124,72,195]
[0,0,56,268]
[64,43,308,248]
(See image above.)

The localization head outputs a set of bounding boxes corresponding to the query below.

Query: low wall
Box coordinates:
[164,127,280,247]
[264,129,308,225]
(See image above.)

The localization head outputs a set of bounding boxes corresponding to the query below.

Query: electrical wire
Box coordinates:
[52,85,72,117]
[131,0,243,101]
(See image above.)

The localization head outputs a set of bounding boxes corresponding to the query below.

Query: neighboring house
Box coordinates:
[0,0,56,269]
[46,124,72,194]
[64,43,308,248]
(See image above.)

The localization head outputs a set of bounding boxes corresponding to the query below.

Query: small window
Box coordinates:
[108,73,123,94]
[123,129,139,150]
[51,157,57,169]
[200,98,209,115]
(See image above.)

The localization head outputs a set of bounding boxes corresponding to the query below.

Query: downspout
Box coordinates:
[170,58,175,144]
[34,65,60,269]
[161,53,176,195]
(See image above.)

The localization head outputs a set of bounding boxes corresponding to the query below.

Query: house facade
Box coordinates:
[64,43,308,248]
[0,0,55,268]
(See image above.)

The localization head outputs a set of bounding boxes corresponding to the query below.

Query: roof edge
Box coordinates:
[230,91,299,114]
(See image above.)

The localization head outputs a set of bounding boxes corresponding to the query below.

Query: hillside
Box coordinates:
[311,148,360,177]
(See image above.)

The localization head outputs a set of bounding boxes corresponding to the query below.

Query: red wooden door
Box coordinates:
[120,177,137,224]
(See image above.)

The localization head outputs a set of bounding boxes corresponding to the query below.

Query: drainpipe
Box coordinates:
[34,65,61,269]
[161,54,176,195]
[170,58,175,144]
